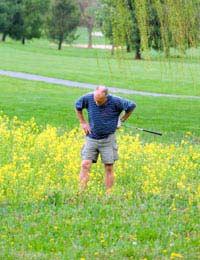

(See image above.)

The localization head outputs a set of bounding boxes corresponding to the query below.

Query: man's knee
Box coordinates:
[81,160,92,171]
[105,164,114,174]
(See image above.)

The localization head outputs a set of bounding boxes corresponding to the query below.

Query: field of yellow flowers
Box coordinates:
[0,114,199,259]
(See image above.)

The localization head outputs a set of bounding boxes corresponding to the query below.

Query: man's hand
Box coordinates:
[81,122,91,135]
[117,118,124,128]
[117,110,135,129]
[76,110,91,135]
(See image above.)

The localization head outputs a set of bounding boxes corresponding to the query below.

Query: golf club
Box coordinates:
[124,124,162,136]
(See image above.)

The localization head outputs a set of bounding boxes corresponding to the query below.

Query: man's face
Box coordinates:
[94,91,107,106]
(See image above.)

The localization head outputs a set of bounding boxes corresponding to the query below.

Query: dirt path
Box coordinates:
[0,70,199,99]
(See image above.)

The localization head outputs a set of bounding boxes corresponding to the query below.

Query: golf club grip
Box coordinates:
[142,129,162,136]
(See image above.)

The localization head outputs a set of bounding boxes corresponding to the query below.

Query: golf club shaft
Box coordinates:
[125,124,162,136]
[136,128,162,136]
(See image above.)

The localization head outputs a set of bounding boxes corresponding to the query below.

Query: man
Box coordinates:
[75,85,136,195]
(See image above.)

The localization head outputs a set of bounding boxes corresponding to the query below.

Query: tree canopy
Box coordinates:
[99,0,200,58]
[77,0,99,48]
[0,0,49,44]
[47,0,80,50]
[1,0,199,58]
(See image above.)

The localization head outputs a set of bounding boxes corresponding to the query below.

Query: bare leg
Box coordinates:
[79,160,92,190]
[104,164,114,195]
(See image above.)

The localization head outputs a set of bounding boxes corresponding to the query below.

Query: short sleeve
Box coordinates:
[115,97,136,112]
[75,95,89,111]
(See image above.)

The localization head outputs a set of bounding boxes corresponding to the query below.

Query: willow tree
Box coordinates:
[100,0,161,59]
[101,0,200,59]
[153,0,200,57]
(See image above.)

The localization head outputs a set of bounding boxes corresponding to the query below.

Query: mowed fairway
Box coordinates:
[0,38,200,96]
[0,38,200,259]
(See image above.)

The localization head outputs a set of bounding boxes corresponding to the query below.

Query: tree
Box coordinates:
[104,0,200,59]
[0,0,18,42]
[147,1,162,51]
[47,0,80,50]
[96,0,115,54]
[9,0,49,44]
[77,0,99,48]
[153,0,200,57]
[99,0,200,59]
[126,0,142,59]
[99,0,144,59]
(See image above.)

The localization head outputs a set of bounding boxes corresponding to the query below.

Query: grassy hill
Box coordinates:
[0,37,200,96]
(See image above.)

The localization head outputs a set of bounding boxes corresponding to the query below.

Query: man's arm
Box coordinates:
[120,97,136,122]
[117,96,136,128]
[76,110,91,135]
[117,109,135,128]
[75,94,91,135]
[120,109,135,123]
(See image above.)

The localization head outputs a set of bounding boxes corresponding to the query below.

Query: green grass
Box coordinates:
[0,34,199,260]
[1,195,199,259]
[0,37,200,96]
[0,76,199,143]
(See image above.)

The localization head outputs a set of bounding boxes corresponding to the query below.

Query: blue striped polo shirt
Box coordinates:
[75,93,136,139]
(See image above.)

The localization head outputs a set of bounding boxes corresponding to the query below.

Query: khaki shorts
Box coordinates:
[81,133,119,164]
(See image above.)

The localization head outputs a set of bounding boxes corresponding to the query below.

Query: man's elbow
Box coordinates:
[131,103,136,111]
[127,103,136,113]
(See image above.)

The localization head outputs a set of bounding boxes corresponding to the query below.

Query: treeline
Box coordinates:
[99,0,200,59]
[0,0,100,50]
[1,0,200,58]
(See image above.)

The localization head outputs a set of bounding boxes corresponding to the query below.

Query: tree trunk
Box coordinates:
[164,46,170,58]
[58,40,62,50]
[134,29,142,59]
[58,36,63,50]
[22,37,25,45]
[135,48,141,59]
[126,43,131,53]
[110,39,114,55]
[126,36,131,53]
[2,32,7,42]
[135,37,141,59]
[111,44,115,55]
[87,26,93,48]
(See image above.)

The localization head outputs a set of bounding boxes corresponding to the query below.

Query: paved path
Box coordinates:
[0,70,199,99]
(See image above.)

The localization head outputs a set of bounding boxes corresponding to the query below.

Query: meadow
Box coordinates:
[0,36,200,96]
[0,114,199,259]
[0,33,200,259]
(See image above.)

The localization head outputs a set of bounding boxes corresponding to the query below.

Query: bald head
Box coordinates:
[95,85,108,95]
[94,85,108,106]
